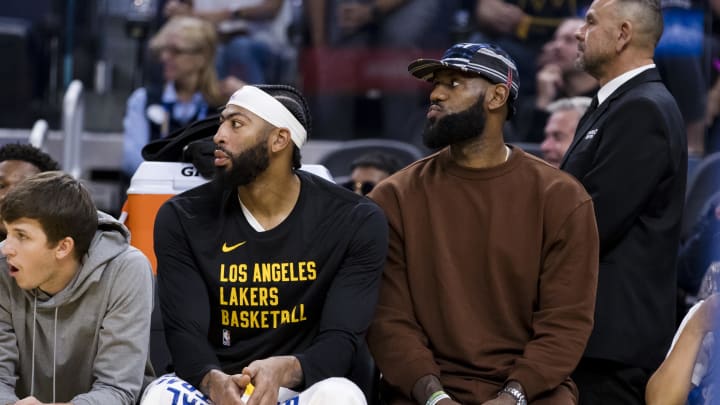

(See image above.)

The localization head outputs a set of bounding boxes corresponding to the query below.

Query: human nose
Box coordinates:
[1,239,14,257]
[575,25,585,42]
[429,85,447,104]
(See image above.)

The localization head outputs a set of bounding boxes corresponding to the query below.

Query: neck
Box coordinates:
[449,128,509,169]
[237,166,300,230]
[564,70,598,96]
[597,55,654,87]
[41,259,80,296]
[174,75,201,102]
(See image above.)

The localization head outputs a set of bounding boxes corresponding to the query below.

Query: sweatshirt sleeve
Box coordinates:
[72,250,154,405]
[366,184,441,398]
[507,199,600,400]
[294,202,388,387]
[154,202,222,388]
[0,273,20,404]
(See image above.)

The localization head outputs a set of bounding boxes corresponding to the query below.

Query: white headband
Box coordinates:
[227,86,307,148]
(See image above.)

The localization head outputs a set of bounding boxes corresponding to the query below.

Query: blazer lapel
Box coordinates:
[560,68,663,168]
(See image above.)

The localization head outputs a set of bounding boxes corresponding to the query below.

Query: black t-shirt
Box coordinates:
[154,170,388,388]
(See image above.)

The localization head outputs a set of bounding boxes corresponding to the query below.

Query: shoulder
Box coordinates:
[160,181,225,219]
[517,149,592,202]
[127,87,148,108]
[297,171,387,230]
[103,246,153,284]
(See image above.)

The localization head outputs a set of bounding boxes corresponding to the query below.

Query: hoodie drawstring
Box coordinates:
[30,292,37,396]
[29,292,59,402]
[53,306,57,403]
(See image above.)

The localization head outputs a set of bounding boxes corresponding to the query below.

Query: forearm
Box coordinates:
[646,328,705,405]
[412,374,445,404]
[374,0,407,14]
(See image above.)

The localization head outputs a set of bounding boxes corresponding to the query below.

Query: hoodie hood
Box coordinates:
[22,211,131,308]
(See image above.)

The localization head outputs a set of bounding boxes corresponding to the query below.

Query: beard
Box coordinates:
[575,46,611,78]
[422,96,487,149]
[215,138,270,188]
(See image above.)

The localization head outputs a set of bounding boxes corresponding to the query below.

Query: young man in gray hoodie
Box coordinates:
[0,171,154,405]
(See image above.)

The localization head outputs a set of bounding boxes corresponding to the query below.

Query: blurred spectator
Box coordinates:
[705,0,720,154]
[341,151,402,194]
[654,0,707,157]
[472,0,590,97]
[163,0,292,84]
[678,193,720,298]
[646,294,719,405]
[122,16,232,178]
[523,18,597,142]
[540,97,591,168]
[0,143,60,239]
[305,0,447,142]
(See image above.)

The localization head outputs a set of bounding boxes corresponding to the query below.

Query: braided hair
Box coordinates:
[255,84,312,170]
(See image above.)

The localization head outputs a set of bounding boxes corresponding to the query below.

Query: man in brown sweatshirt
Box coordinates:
[367,43,600,405]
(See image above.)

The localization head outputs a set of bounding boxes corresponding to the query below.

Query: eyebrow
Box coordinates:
[220,110,251,121]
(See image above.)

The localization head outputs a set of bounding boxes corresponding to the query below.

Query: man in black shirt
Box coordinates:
[142,85,388,405]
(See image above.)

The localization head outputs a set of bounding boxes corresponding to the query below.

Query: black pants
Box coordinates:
[572,357,651,405]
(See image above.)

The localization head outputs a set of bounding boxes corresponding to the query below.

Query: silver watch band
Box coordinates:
[500,386,527,405]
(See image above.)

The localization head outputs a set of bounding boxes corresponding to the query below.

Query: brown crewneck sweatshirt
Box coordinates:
[368,146,599,402]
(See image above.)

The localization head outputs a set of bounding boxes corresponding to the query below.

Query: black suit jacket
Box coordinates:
[560,68,687,370]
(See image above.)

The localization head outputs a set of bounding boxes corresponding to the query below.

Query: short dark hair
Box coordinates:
[0,143,60,172]
[0,172,97,260]
[618,0,663,47]
[255,85,312,170]
[351,152,403,175]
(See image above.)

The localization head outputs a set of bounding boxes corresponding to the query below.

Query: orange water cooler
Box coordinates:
[122,162,210,273]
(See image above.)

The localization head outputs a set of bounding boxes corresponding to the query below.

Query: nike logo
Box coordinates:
[222,241,247,253]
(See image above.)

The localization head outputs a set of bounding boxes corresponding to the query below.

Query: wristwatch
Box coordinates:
[500,385,527,405]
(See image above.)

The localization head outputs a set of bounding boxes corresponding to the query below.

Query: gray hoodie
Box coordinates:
[0,212,153,404]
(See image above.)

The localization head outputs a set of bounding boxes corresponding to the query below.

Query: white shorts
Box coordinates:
[140,373,367,405]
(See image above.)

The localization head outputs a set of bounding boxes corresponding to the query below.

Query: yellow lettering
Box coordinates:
[230,310,239,327]
[307,261,316,280]
[219,287,228,306]
[238,264,247,282]
[269,287,279,306]
[221,309,229,325]
[253,263,261,282]
[229,287,238,306]
[281,310,290,325]
[220,264,229,282]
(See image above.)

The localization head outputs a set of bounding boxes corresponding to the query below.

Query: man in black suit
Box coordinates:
[560,0,687,404]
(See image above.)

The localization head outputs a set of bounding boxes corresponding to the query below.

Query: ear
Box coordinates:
[616,21,632,52]
[269,127,293,154]
[487,84,510,115]
[54,237,75,261]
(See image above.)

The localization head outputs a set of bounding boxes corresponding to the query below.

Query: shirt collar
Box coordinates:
[597,64,655,105]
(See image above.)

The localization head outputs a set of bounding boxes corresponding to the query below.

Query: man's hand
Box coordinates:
[536,64,563,109]
[14,397,42,405]
[475,0,525,34]
[243,356,303,405]
[202,369,250,405]
[13,397,71,405]
[481,393,517,405]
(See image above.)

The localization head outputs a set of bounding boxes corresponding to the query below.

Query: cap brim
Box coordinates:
[408,58,469,81]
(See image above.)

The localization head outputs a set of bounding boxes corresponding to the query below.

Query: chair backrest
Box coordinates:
[683,152,720,239]
[318,138,425,180]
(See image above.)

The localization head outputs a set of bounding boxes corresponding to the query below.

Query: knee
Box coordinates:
[140,374,210,405]
[307,377,367,405]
